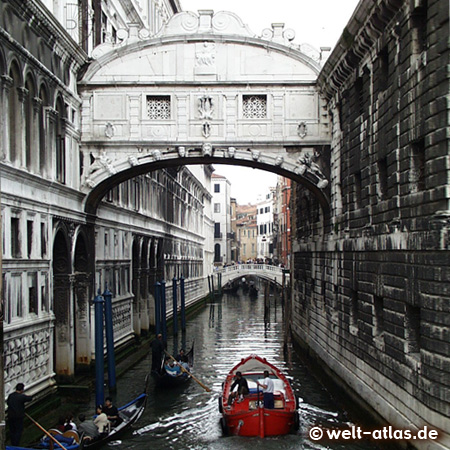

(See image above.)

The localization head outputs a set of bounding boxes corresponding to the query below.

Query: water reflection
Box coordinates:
[102,281,383,449]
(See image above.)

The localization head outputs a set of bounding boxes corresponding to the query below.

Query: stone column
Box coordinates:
[0,75,13,162]
[225,94,237,139]
[176,94,188,140]
[45,107,58,180]
[31,96,42,173]
[16,86,28,168]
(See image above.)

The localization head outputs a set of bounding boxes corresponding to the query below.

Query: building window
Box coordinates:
[11,217,21,258]
[373,295,384,336]
[355,76,364,115]
[411,139,426,192]
[411,1,428,56]
[55,99,66,184]
[147,95,171,119]
[214,223,221,238]
[243,95,267,119]
[214,184,220,193]
[40,222,47,258]
[405,304,421,354]
[214,243,221,262]
[377,157,388,200]
[265,206,270,213]
[41,274,49,312]
[28,272,38,314]
[378,46,389,91]
[27,220,33,258]
[214,203,221,213]
[354,171,362,208]
[350,289,359,328]
[10,273,23,320]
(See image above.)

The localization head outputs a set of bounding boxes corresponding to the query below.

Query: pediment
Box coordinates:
[81,11,321,84]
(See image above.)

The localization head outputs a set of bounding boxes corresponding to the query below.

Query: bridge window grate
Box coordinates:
[147,95,171,119]
[243,95,267,119]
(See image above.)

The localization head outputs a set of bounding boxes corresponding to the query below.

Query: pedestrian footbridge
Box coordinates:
[216,264,289,287]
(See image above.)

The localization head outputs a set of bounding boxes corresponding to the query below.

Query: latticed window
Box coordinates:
[243,95,267,118]
[146,95,171,119]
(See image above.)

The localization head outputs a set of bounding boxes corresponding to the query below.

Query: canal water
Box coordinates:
[94,285,384,450]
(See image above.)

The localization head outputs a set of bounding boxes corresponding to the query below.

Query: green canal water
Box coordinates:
[82,285,386,450]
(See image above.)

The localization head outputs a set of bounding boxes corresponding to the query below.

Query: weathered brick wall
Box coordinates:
[292,1,450,448]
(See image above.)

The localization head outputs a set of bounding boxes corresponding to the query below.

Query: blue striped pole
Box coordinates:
[172,277,178,336]
[180,275,186,331]
[154,282,161,335]
[103,285,116,392]
[94,290,105,407]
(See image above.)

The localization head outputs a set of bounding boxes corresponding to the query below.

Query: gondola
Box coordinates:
[248,283,258,298]
[152,344,194,388]
[6,379,148,450]
[219,355,299,437]
[81,388,147,449]
[6,430,81,450]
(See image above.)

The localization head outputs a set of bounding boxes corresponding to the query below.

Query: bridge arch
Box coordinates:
[78,9,331,216]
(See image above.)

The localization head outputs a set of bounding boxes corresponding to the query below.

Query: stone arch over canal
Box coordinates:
[78,9,331,216]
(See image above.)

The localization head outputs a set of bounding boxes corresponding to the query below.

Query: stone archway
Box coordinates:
[52,227,73,379]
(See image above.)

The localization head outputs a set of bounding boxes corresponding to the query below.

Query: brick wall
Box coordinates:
[292,1,450,448]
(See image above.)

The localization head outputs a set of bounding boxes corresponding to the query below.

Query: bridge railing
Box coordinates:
[215,264,289,285]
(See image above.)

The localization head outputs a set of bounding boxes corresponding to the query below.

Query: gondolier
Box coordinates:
[257,370,275,409]
[7,383,33,446]
[151,334,164,372]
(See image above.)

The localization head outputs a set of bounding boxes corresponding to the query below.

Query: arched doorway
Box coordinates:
[52,227,73,379]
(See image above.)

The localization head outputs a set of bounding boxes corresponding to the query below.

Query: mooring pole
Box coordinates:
[161,280,167,344]
[93,290,105,407]
[154,282,161,335]
[172,276,178,336]
[180,275,186,331]
[103,285,116,393]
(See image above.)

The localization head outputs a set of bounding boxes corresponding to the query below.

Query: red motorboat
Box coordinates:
[219,355,299,437]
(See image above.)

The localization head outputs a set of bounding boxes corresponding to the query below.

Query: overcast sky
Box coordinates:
[182,0,361,204]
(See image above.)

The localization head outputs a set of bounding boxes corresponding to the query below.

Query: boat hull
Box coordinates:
[224,406,296,437]
[220,355,298,438]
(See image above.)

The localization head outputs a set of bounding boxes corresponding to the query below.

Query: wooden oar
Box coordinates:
[164,351,211,392]
[25,413,70,450]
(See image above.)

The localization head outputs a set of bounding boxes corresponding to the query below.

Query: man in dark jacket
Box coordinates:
[151,333,165,372]
[7,383,33,446]
[228,371,249,404]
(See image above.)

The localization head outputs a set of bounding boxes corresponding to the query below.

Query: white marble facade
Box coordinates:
[1,0,329,401]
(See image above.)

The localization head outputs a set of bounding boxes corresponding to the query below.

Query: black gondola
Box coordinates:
[249,283,258,298]
[81,381,148,449]
[152,344,194,388]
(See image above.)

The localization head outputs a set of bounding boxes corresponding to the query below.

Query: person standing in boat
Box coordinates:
[151,333,165,372]
[228,371,249,403]
[6,382,33,446]
[257,370,275,409]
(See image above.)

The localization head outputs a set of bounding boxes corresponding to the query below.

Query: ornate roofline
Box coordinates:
[317,0,403,102]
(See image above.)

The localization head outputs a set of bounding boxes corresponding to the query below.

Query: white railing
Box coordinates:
[215,264,289,286]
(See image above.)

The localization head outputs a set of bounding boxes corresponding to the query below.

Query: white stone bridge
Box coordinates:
[216,264,289,287]
[78,9,332,215]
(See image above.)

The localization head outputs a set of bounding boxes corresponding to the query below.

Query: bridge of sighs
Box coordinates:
[78,9,331,214]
